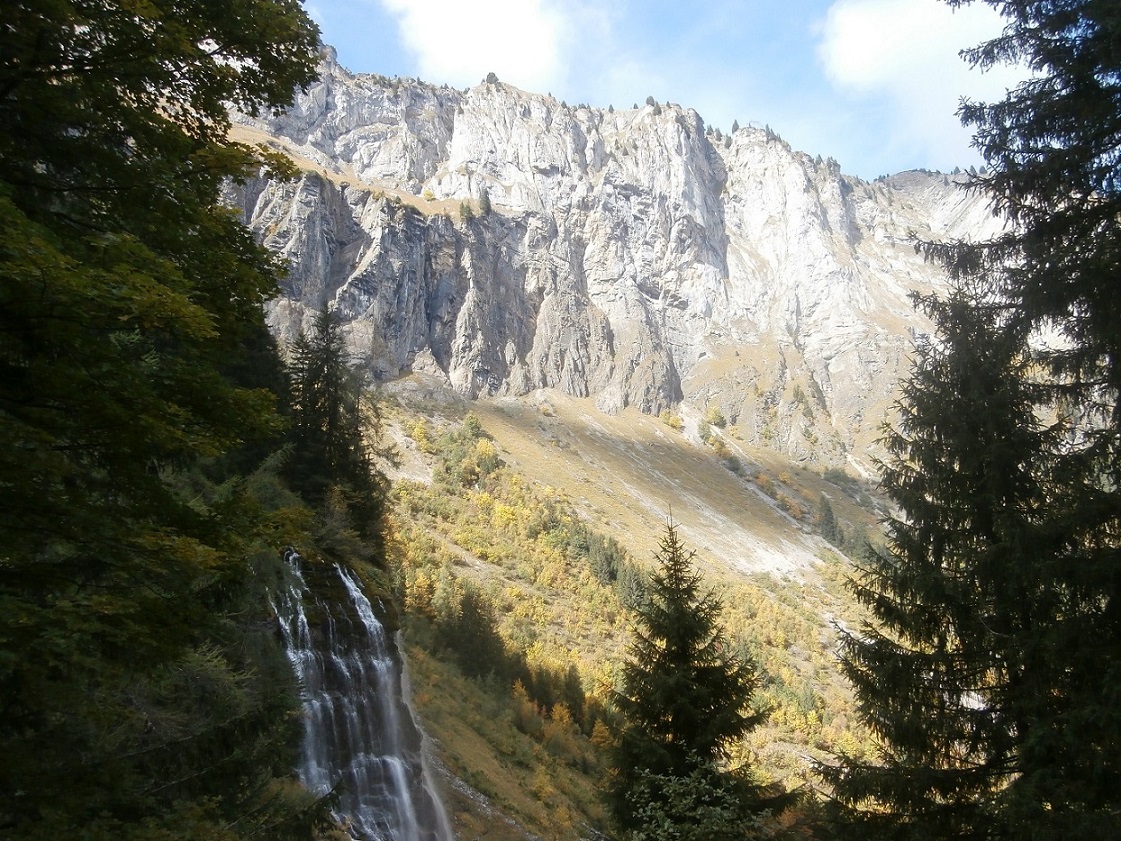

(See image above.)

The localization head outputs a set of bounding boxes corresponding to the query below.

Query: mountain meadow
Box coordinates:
[2,1,1119,840]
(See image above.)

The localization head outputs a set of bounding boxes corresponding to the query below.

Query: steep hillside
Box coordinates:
[378,380,881,838]
[230,49,1003,473]
[222,52,1005,837]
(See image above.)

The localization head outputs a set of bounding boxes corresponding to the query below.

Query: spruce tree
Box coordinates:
[950,2,1121,829]
[828,0,1121,835]
[286,307,389,544]
[816,493,840,546]
[609,523,767,835]
[943,0,1120,832]
[944,0,1121,408]
[822,292,1058,838]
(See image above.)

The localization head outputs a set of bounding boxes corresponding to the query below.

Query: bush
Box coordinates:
[703,406,727,428]
[659,410,684,431]
[698,419,713,444]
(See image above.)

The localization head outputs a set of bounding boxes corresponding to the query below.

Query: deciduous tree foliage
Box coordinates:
[827,0,1121,836]
[609,523,767,835]
[0,1,322,837]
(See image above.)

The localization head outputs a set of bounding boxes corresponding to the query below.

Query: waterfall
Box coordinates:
[273,550,455,841]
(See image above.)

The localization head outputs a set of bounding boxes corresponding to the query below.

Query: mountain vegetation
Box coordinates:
[608,523,770,837]
[3,0,1117,838]
[824,0,1121,837]
[0,2,373,839]
[383,402,876,837]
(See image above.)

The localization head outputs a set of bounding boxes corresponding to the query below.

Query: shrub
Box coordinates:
[659,410,684,431]
[703,406,727,428]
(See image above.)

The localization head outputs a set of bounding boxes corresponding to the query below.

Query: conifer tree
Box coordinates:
[816,494,840,546]
[828,1,1121,836]
[609,523,767,834]
[288,309,364,490]
[944,0,1121,407]
[286,307,389,544]
[948,11,1121,827]
[822,292,1058,837]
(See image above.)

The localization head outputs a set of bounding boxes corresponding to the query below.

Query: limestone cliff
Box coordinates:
[230,49,1002,468]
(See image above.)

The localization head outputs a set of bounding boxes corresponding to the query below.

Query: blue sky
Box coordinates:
[303,0,1023,180]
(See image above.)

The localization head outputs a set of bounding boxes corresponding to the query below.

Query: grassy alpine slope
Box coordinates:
[380,378,881,838]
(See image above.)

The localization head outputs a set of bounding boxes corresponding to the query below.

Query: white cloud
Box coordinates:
[379,0,572,92]
[819,0,1022,170]
[820,0,1009,95]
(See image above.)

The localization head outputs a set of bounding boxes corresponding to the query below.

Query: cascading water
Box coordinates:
[273,550,455,841]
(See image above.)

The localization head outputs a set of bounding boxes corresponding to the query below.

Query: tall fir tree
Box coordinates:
[609,523,768,836]
[829,0,1121,836]
[942,0,1121,412]
[822,292,1060,838]
[949,5,1121,828]
[285,307,390,546]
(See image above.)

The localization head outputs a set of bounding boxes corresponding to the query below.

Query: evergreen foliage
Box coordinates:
[609,523,767,834]
[816,494,840,546]
[285,308,390,546]
[945,0,1121,407]
[0,1,324,836]
[557,521,647,607]
[829,0,1121,836]
[625,760,778,841]
[822,292,1057,837]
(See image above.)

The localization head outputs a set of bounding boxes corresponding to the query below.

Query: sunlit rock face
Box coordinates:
[231,49,1002,467]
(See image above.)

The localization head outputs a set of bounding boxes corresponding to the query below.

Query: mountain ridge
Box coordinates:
[231,48,1004,470]
[225,51,980,833]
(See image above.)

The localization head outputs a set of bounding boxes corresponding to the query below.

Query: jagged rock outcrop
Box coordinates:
[230,48,1003,467]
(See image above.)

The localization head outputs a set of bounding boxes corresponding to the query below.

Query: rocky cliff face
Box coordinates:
[230,48,1003,468]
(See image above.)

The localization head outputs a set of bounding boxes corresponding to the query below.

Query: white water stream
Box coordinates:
[273,551,454,841]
